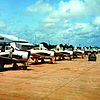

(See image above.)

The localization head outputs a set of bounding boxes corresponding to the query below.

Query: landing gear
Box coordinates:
[50,58,54,64]
[12,63,19,70]
[0,62,4,71]
[41,59,45,63]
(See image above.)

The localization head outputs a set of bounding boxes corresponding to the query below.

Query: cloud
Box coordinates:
[26,0,100,17]
[1,0,100,46]
[65,0,86,17]
[13,0,100,45]
[32,0,100,45]
[75,23,94,34]
[92,16,100,26]
[45,0,86,20]
[85,0,100,15]
[26,0,53,14]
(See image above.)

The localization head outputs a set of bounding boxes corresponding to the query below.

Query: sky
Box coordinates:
[0,0,100,46]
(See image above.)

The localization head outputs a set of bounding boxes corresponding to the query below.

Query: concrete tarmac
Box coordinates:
[0,54,100,100]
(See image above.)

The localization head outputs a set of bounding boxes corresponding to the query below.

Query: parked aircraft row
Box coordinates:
[0,43,99,71]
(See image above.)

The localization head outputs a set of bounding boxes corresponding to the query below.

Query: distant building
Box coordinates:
[0,34,34,50]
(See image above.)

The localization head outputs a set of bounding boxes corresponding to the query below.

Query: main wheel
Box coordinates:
[23,66,27,70]
[41,59,45,63]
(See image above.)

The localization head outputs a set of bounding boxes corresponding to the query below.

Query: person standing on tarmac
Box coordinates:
[9,46,14,58]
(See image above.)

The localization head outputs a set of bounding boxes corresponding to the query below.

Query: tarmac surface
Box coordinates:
[0,54,100,100]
